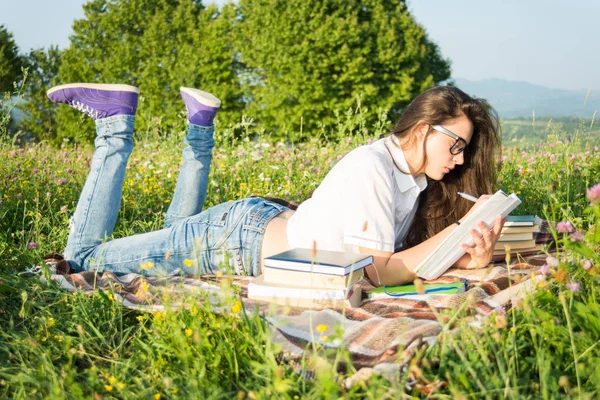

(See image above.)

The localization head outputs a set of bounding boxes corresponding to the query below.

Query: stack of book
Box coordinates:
[248,248,372,309]
[493,215,543,261]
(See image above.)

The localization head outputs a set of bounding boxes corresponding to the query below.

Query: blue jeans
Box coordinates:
[63,115,288,277]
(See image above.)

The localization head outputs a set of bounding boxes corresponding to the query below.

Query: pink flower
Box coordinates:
[556,221,574,233]
[540,264,551,275]
[587,183,600,205]
[570,232,584,242]
[566,281,580,293]
[546,256,559,267]
[583,260,592,270]
[27,242,38,249]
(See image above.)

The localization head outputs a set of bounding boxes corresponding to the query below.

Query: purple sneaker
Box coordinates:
[47,83,139,120]
[180,87,221,126]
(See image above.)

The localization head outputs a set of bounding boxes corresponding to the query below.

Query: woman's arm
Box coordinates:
[360,200,505,287]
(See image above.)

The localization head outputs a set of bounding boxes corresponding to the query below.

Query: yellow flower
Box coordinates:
[315,324,329,333]
[140,261,155,270]
[154,311,165,324]
[137,279,150,296]
[154,394,161,400]
[320,335,328,341]
[231,300,242,314]
[117,382,125,390]
[47,317,56,328]
[191,305,199,316]
[216,270,224,277]
[108,376,117,385]
[105,385,113,392]
[184,258,194,267]
[185,328,193,337]
[136,315,146,323]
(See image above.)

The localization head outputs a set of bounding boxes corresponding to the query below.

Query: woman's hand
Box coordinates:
[460,216,506,269]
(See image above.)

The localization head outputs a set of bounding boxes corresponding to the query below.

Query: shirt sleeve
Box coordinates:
[341,149,395,252]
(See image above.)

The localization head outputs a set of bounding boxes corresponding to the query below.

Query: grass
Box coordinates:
[1,94,600,398]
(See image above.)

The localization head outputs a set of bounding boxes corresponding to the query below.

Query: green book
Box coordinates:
[367,281,467,299]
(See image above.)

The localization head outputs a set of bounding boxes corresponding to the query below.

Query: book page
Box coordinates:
[414,190,521,280]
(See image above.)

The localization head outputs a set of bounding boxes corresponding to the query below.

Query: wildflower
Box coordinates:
[583,259,592,270]
[105,385,113,392]
[46,192,52,198]
[570,232,584,242]
[140,261,154,270]
[315,324,329,333]
[556,221,574,233]
[231,300,242,313]
[587,183,600,205]
[546,256,559,267]
[566,281,580,293]
[183,258,194,267]
[185,328,193,337]
[320,335,328,341]
[27,242,38,250]
[154,394,161,400]
[60,205,67,212]
[540,264,550,275]
[510,296,522,309]
[47,318,55,327]
[554,269,568,283]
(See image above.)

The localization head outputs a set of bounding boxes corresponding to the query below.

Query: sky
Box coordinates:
[1,0,598,91]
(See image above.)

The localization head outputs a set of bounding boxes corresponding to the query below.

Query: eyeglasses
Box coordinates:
[431,124,468,155]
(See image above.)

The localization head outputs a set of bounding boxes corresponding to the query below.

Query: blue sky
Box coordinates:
[1,0,598,91]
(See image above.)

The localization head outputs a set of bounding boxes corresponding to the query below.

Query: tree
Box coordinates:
[54,0,243,143]
[0,25,24,93]
[235,0,451,135]
[19,46,62,140]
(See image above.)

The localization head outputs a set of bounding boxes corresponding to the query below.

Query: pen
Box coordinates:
[457,192,479,202]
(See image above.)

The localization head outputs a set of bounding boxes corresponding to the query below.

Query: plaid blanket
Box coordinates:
[44,252,550,374]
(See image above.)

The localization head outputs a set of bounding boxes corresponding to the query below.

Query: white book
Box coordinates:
[248,275,354,300]
[413,190,522,280]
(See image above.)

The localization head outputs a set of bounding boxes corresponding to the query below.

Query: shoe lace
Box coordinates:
[68,100,106,120]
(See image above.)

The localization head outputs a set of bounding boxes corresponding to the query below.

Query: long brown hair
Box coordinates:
[394,86,501,248]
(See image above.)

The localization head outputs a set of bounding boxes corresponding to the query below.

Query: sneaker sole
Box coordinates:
[180,87,221,108]
[47,83,140,95]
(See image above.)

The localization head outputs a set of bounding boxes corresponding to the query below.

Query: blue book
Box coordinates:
[504,215,538,227]
[263,248,373,276]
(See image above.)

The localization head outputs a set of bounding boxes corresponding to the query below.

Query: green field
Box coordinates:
[1,105,600,398]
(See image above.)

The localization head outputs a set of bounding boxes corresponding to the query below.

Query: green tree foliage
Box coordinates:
[20,0,451,143]
[0,25,24,93]
[235,0,451,134]
[50,0,243,143]
[19,46,62,139]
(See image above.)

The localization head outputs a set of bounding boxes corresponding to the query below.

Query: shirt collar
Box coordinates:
[385,135,428,193]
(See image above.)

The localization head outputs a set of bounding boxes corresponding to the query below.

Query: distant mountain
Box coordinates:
[454,78,599,119]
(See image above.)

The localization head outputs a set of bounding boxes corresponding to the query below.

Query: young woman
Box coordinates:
[47,83,503,286]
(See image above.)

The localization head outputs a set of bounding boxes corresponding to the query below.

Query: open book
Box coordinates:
[413,190,521,280]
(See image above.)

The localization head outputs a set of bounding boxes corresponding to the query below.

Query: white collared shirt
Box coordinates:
[286,136,427,253]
